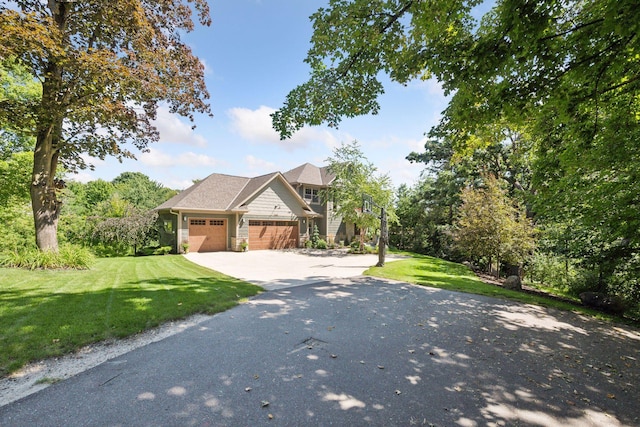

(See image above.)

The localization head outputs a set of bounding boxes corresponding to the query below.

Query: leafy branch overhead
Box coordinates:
[274,0,640,304]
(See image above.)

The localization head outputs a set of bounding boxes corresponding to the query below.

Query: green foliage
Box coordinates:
[155,246,172,255]
[136,246,172,256]
[316,239,328,250]
[526,252,578,292]
[0,244,95,270]
[0,202,35,253]
[0,1,211,251]
[84,179,115,210]
[92,209,159,255]
[274,0,640,307]
[0,151,32,205]
[112,172,175,211]
[0,59,39,158]
[311,224,320,247]
[391,177,457,259]
[454,174,535,277]
[325,140,396,249]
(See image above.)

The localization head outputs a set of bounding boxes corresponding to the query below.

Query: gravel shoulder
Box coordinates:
[0,314,212,407]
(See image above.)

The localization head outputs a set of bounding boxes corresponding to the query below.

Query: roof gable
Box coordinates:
[155,173,251,211]
[155,170,318,215]
[283,163,334,187]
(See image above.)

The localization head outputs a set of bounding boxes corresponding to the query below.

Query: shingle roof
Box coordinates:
[156,163,332,213]
[283,163,334,187]
[229,172,280,208]
[155,173,252,211]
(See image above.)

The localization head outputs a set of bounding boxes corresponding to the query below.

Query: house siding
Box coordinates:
[245,180,307,219]
[158,213,178,253]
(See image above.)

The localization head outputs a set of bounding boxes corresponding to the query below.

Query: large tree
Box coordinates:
[0,0,211,251]
[273,0,640,292]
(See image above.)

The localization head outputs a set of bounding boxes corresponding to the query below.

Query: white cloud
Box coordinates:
[200,58,213,76]
[227,105,340,151]
[243,155,277,174]
[163,178,199,191]
[408,77,447,99]
[66,170,95,184]
[154,106,208,147]
[382,157,424,188]
[140,148,221,168]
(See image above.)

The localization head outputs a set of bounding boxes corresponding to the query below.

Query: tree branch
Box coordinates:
[539,18,605,42]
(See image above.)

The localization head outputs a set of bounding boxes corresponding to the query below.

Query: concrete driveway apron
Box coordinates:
[184,250,395,290]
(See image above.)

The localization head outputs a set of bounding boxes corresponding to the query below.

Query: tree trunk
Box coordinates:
[31,56,65,252]
[30,0,71,252]
[31,128,62,252]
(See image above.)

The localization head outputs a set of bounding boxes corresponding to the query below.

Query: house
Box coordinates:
[155,163,354,253]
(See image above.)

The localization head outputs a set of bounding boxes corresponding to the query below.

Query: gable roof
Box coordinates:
[156,170,319,216]
[283,163,334,187]
[155,173,251,211]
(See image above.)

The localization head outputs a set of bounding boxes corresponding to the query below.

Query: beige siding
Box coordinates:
[245,180,306,218]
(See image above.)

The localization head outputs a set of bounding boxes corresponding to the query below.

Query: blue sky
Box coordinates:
[73,1,456,190]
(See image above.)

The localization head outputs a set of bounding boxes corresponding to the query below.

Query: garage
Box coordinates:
[249,220,299,250]
[188,218,227,252]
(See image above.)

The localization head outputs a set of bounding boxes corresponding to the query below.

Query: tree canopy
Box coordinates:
[0,0,211,251]
[275,0,640,305]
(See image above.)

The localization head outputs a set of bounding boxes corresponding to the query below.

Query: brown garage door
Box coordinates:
[249,220,299,250]
[189,219,227,252]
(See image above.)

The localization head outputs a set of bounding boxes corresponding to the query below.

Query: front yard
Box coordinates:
[0,255,261,376]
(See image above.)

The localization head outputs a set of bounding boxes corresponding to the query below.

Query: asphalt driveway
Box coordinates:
[3,251,640,426]
[2,277,639,426]
[184,249,400,290]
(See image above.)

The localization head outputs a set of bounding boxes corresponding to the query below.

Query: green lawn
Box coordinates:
[0,255,262,376]
[365,253,603,316]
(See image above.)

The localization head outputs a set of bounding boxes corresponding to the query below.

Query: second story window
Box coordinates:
[304,187,319,203]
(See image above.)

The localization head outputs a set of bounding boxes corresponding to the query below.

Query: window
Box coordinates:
[210,220,224,226]
[190,219,206,225]
[304,187,319,203]
[163,220,174,233]
[249,220,261,226]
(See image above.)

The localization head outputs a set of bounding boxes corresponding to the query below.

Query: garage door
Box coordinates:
[249,220,299,250]
[189,219,227,252]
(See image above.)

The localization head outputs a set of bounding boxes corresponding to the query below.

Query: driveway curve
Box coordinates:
[184,249,400,290]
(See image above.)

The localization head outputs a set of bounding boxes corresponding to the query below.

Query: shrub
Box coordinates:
[154,246,172,255]
[0,244,95,270]
[316,239,327,249]
[311,224,320,247]
[526,252,577,291]
[305,239,313,248]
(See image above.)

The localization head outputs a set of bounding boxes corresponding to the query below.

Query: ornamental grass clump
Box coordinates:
[0,244,95,270]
